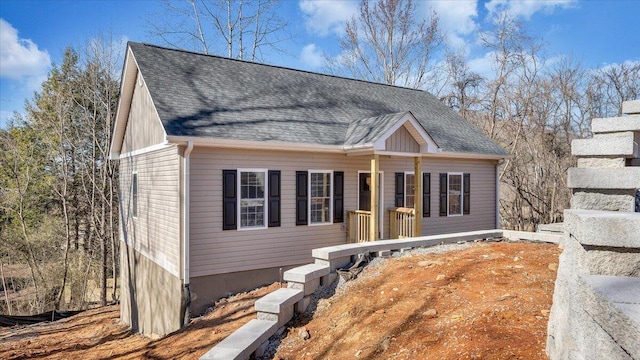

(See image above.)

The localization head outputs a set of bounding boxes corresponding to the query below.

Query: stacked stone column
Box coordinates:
[546,100,640,360]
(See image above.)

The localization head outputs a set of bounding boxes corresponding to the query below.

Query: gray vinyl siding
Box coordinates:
[385,125,420,153]
[379,157,497,236]
[119,146,182,276]
[121,76,166,153]
[189,148,498,278]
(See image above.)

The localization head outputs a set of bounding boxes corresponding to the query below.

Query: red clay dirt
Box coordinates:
[0,241,559,360]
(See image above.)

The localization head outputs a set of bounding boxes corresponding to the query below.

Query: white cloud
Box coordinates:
[428,0,478,35]
[300,43,324,68]
[0,19,50,80]
[485,0,576,20]
[299,0,358,36]
[468,51,497,80]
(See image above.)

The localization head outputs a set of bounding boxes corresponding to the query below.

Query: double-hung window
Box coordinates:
[238,169,267,229]
[439,172,469,217]
[448,173,463,216]
[404,172,415,208]
[309,171,332,224]
[132,172,138,218]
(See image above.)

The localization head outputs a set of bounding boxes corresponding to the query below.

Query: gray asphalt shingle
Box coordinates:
[129,42,507,155]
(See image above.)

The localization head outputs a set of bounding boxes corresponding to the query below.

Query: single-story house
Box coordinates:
[109,42,509,336]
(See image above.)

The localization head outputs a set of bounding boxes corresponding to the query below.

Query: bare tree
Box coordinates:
[147,0,289,61]
[329,0,443,89]
[586,61,640,118]
[440,50,483,118]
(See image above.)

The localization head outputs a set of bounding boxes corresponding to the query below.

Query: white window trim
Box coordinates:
[237,168,268,231]
[308,170,333,226]
[447,172,464,217]
[404,171,415,209]
[132,171,138,219]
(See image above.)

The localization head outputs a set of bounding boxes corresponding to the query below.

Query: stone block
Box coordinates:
[502,229,563,243]
[314,256,351,273]
[567,167,640,189]
[622,100,640,115]
[254,288,303,314]
[581,275,640,358]
[570,190,636,212]
[257,305,293,327]
[287,277,320,296]
[296,296,312,313]
[591,115,640,133]
[577,157,626,168]
[283,263,329,283]
[255,340,269,358]
[200,319,278,360]
[571,132,639,157]
[564,209,640,248]
[378,249,391,257]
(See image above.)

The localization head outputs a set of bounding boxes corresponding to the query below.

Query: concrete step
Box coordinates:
[199,319,278,360]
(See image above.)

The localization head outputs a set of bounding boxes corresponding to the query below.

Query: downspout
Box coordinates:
[496,159,505,229]
[181,141,194,326]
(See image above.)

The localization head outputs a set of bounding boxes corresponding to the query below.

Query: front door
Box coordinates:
[358,172,384,238]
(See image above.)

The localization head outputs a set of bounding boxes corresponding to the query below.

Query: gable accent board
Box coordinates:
[121,73,167,154]
[386,125,421,153]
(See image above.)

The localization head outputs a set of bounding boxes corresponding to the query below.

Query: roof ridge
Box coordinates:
[131,42,428,94]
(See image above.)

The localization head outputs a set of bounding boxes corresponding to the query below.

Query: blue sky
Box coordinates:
[1,0,639,128]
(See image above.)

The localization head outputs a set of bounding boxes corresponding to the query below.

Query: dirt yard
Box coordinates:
[0,241,559,360]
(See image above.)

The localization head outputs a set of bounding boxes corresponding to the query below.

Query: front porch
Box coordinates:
[347,154,424,243]
[348,207,417,242]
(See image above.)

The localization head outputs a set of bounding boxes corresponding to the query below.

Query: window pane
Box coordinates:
[448,174,462,215]
[132,173,138,218]
[405,174,415,208]
[310,172,331,224]
[240,171,265,228]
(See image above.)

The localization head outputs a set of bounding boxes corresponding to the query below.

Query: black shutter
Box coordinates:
[333,171,344,223]
[395,172,404,207]
[296,171,308,225]
[222,170,237,230]
[463,173,471,215]
[439,173,447,217]
[268,170,281,227]
[423,173,431,217]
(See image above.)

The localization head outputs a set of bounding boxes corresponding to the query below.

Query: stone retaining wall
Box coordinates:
[546,100,640,360]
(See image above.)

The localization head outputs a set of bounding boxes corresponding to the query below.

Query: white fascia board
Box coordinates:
[371,112,439,152]
[166,135,345,153]
[109,47,137,159]
[422,151,511,160]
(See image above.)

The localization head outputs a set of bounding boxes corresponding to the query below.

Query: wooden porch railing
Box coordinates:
[389,207,416,239]
[347,210,372,243]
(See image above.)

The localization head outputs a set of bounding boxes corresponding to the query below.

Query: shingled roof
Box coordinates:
[127,42,507,156]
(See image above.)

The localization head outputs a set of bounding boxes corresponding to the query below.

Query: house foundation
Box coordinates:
[546,100,640,360]
[189,265,300,316]
[120,244,184,336]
